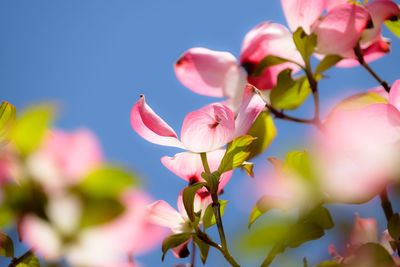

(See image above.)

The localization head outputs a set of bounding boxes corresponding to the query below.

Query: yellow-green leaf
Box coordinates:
[247,111,276,159]
[0,101,16,144]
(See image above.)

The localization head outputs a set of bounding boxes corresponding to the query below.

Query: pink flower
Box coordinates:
[27,129,103,190]
[147,194,211,258]
[21,190,164,267]
[329,215,400,264]
[130,86,265,153]
[281,0,399,63]
[174,23,302,108]
[314,80,400,203]
[161,149,232,192]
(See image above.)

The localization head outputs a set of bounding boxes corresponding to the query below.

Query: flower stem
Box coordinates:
[8,249,33,267]
[354,44,391,92]
[199,153,240,267]
[380,188,394,221]
[191,239,196,267]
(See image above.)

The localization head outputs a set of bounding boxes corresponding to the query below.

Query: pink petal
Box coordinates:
[336,37,391,67]
[161,150,232,190]
[234,85,266,137]
[350,216,378,246]
[363,0,400,44]
[174,47,240,98]
[389,80,400,110]
[314,3,371,57]
[281,0,326,33]
[130,96,183,148]
[171,240,190,259]
[326,0,348,11]
[181,103,235,152]
[240,22,302,90]
[147,200,186,233]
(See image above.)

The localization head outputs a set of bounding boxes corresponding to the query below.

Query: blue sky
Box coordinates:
[1,1,400,266]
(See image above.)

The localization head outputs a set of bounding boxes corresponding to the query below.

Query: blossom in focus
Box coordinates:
[147,194,211,258]
[174,23,302,109]
[21,190,164,267]
[313,81,400,204]
[27,129,103,191]
[161,149,232,192]
[130,85,265,153]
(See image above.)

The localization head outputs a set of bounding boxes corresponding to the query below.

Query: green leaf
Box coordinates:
[161,233,191,261]
[0,233,14,258]
[315,55,342,74]
[182,183,205,222]
[193,236,210,264]
[388,213,400,240]
[77,165,137,199]
[0,101,16,144]
[292,27,317,63]
[16,252,40,267]
[248,196,281,228]
[253,55,290,76]
[315,261,340,267]
[11,104,55,156]
[386,19,400,38]
[218,135,257,174]
[343,243,396,267]
[284,150,314,183]
[270,69,311,110]
[304,206,334,230]
[287,222,324,248]
[202,200,228,229]
[247,111,277,159]
[79,197,124,228]
[241,161,254,177]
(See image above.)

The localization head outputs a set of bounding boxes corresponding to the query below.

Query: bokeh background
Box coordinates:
[1,1,400,266]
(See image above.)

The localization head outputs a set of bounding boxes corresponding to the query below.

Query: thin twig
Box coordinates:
[191,240,196,267]
[354,44,391,92]
[8,249,33,267]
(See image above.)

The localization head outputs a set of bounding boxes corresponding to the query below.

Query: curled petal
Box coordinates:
[240,22,302,90]
[130,96,183,148]
[161,150,232,190]
[363,0,400,44]
[181,103,235,152]
[281,0,326,33]
[171,240,190,259]
[389,80,400,110]
[234,86,266,137]
[174,47,240,98]
[314,3,371,57]
[147,200,186,234]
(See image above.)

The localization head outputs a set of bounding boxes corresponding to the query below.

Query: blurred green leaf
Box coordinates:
[161,233,191,261]
[285,150,314,183]
[11,104,54,156]
[315,261,340,267]
[254,55,290,76]
[0,101,16,144]
[0,232,14,258]
[16,253,40,267]
[248,196,282,228]
[77,165,137,199]
[315,55,342,74]
[287,222,324,248]
[388,213,400,240]
[218,135,257,174]
[79,197,124,228]
[292,27,317,63]
[247,111,276,159]
[193,236,210,264]
[342,243,396,267]
[182,183,205,222]
[386,19,400,38]
[270,69,311,110]
[202,200,228,229]
[304,206,334,230]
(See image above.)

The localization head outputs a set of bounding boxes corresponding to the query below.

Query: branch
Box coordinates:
[8,249,33,267]
[354,44,391,92]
